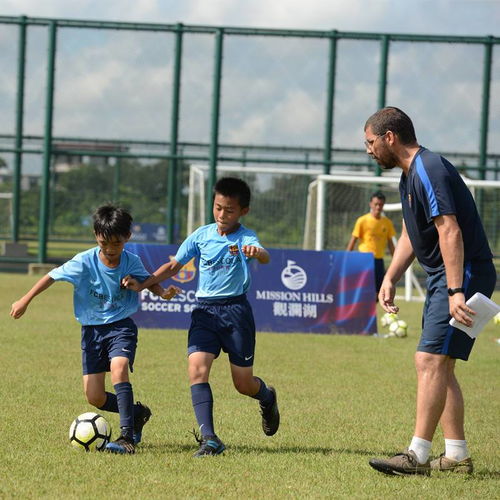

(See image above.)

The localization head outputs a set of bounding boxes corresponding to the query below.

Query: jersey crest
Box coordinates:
[172,257,197,283]
[228,244,239,256]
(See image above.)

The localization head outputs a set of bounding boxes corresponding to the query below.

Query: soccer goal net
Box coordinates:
[0,192,13,239]
[188,164,325,248]
[305,173,500,301]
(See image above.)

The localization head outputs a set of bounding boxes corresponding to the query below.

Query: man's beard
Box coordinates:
[374,149,399,170]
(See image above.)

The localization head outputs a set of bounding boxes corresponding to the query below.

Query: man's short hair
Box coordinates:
[365,107,417,145]
[93,204,132,239]
[214,177,251,208]
[371,191,386,202]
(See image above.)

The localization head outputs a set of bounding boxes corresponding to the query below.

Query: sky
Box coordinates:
[1,0,499,36]
[0,0,499,164]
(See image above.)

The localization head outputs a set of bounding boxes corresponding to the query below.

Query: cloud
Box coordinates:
[0,0,499,156]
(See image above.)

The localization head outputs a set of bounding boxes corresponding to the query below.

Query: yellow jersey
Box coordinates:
[352,213,396,259]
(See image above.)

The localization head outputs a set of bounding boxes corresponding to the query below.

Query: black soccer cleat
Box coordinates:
[105,434,135,454]
[260,386,280,436]
[133,402,152,445]
[191,429,226,457]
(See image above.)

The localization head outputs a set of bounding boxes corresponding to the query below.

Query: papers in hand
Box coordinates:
[449,292,500,339]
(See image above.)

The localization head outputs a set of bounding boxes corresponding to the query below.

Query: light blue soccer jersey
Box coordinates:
[175,223,261,299]
[48,247,150,325]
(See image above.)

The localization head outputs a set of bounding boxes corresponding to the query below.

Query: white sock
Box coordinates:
[409,436,432,464]
[445,439,469,462]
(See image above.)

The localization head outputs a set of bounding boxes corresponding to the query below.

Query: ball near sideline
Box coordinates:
[69,412,111,451]
[381,312,398,327]
[389,319,408,338]
[493,312,500,325]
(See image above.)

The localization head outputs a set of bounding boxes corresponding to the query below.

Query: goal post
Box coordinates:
[307,173,500,302]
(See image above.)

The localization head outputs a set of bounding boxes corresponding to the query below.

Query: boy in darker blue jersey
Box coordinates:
[363,107,496,476]
[124,177,280,456]
[11,204,180,454]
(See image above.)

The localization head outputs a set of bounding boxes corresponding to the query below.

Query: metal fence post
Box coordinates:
[479,36,493,181]
[167,23,183,243]
[13,15,27,242]
[206,28,224,224]
[112,159,121,202]
[323,31,337,176]
[38,21,57,263]
[319,31,338,250]
[375,34,390,177]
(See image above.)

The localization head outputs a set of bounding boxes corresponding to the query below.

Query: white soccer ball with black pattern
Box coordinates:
[389,319,408,338]
[69,412,111,451]
[381,312,398,327]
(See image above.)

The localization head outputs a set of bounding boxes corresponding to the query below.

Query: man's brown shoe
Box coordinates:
[430,454,473,474]
[369,449,431,476]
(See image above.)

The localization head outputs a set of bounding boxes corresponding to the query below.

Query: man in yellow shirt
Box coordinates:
[346,191,396,294]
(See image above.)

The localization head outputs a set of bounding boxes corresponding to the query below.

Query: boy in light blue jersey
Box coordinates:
[124,177,280,456]
[11,204,180,454]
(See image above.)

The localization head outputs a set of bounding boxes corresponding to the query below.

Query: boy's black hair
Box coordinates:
[364,106,417,145]
[93,204,133,240]
[213,177,251,208]
[370,191,386,202]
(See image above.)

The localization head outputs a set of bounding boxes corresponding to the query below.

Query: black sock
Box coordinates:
[98,392,119,413]
[114,382,134,440]
[191,383,215,437]
[251,377,274,407]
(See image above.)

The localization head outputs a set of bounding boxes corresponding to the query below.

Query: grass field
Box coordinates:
[1,273,499,499]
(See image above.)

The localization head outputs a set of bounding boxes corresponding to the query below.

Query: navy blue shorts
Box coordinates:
[187,294,256,367]
[374,258,385,294]
[81,317,138,375]
[418,260,497,361]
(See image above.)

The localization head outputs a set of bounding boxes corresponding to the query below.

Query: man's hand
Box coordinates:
[121,275,141,291]
[161,285,182,300]
[378,279,399,314]
[449,293,475,327]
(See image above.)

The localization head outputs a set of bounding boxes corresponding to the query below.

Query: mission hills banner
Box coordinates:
[127,244,376,335]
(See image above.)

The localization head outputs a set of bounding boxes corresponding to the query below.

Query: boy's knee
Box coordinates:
[233,379,253,396]
[189,365,210,384]
[110,356,130,383]
[85,391,105,408]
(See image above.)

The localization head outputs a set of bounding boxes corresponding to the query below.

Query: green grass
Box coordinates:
[1,273,499,499]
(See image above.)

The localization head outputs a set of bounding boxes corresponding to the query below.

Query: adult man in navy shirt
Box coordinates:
[364,107,496,476]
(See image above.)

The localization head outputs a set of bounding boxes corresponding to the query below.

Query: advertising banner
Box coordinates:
[127,243,376,335]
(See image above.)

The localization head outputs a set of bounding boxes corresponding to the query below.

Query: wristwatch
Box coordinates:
[447,287,465,296]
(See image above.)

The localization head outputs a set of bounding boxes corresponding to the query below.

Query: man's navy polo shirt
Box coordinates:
[399,147,492,274]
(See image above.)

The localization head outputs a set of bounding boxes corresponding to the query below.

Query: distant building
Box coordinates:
[52,141,129,173]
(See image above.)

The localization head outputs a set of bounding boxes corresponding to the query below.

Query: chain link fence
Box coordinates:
[0,16,498,271]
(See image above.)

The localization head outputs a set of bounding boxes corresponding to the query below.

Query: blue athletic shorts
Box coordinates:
[418,260,497,361]
[81,317,138,375]
[187,294,256,367]
[374,258,385,294]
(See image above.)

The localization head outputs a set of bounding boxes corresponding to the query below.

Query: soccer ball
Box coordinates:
[381,312,398,327]
[69,412,111,451]
[389,319,408,338]
[493,312,500,325]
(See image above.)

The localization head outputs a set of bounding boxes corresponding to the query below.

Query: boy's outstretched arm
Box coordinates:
[122,259,184,292]
[242,245,270,264]
[11,274,55,319]
[147,283,183,300]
